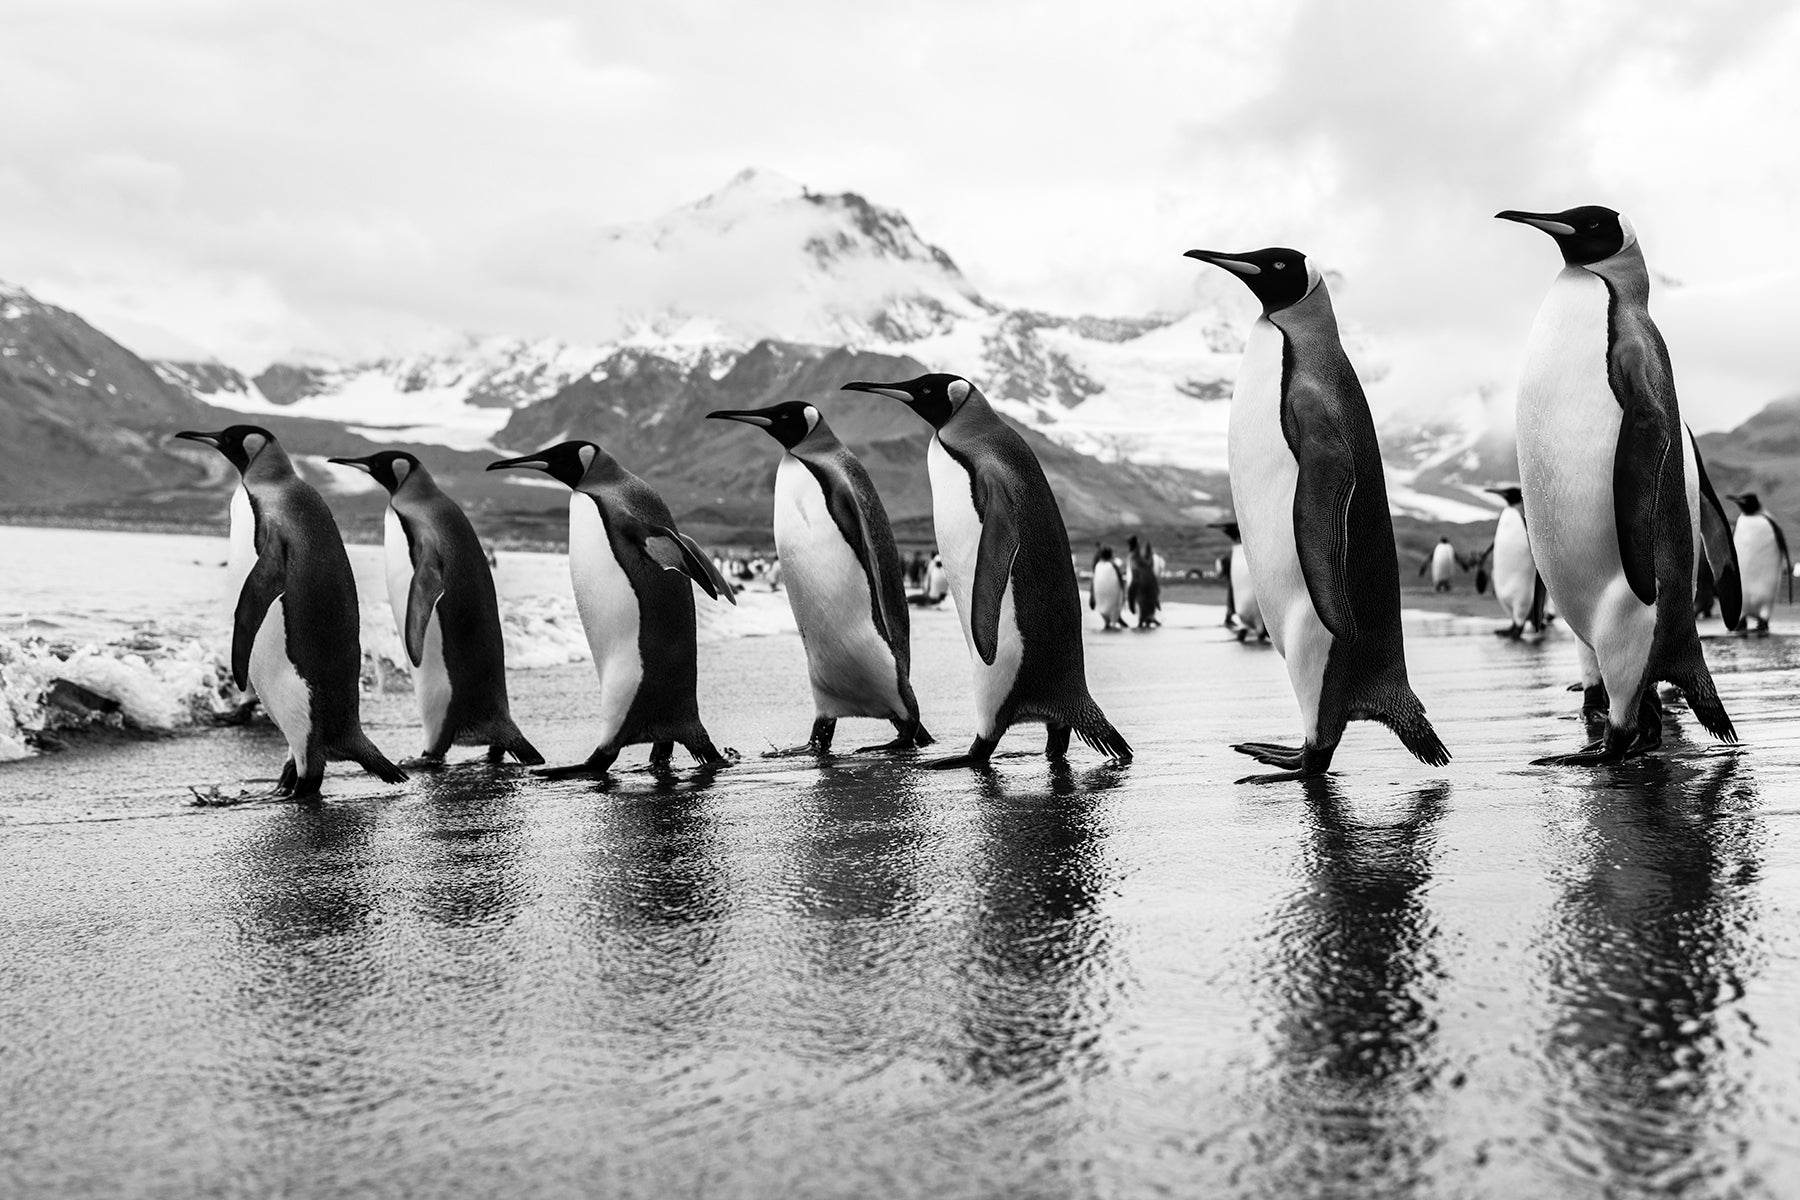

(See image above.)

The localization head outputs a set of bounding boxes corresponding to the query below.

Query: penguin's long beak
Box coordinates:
[1495,210,1577,236]
[706,409,774,427]
[327,455,375,474]
[486,453,551,473]
[173,430,223,447]
[1183,250,1261,276]
[841,380,918,403]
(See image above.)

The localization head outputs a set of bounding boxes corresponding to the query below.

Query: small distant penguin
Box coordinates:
[841,374,1131,768]
[1481,486,1549,639]
[1418,538,1459,592]
[1210,520,1267,642]
[1185,246,1448,782]
[1125,535,1162,628]
[327,450,542,766]
[925,553,950,602]
[705,401,933,755]
[1726,492,1789,635]
[1090,546,1126,630]
[486,441,736,777]
[172,426,407,799]
[1497,204,1734,760]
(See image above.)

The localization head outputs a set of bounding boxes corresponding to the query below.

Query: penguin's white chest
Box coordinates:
[1230,546,1262,631]
[1515,269,1627,637]
[568,493,643,746]
[247,598,312,764]
[774,455,905,718]
[927,436,1023,732]
[1430,543,1457,584]
[1736,514,1781,617]
[1492,506,1536,622]
[384,508,452,745]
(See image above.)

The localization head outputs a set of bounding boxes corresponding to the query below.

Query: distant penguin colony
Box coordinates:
[148,200,1776,799]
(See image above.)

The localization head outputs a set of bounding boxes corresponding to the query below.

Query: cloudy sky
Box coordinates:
[3,0,1796,428]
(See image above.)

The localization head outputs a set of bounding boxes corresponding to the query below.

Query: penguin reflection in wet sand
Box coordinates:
[1185,247,1448,783]
[328,451,542,767]
[487,441,736,777]
[1498,205,1735,761]
[841,374,1132,768]
[173,426,408,799]
[705,402,932,754]
[1726,493,1788,635]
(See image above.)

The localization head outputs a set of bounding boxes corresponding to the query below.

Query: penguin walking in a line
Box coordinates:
[1480,486,1550,639]
[173,426,407,799]
[1498,204,1736,761]
[1726,492,1789,635]
[841,374,1131,769]
[328,450,542,767]
[1185,246,1449,782]
[706,402,933,755]
[1090,545,1126,630]
[487,441,736,777]
[1210,520,1267,642]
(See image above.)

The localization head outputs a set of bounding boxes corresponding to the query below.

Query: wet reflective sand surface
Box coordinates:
[5,605,1800,1198]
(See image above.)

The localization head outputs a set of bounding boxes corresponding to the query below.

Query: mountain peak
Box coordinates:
[690,167,808,212]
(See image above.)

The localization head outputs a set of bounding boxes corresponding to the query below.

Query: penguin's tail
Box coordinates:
[1666,634,1738,744]
[1366,685,1451,768]
[336,731,409,784]
[1071,698,1133,761]
[490,717,545,766]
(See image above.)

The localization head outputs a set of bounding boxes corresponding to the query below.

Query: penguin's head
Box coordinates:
[486,441,602,489]
[172,425,276,475]
[1727,492,1762,514]
[1494,205,1635,265]
[1208,520,1242,542]
[327,450,422,495]
[1183,247,1317,313]
[705,402,822,449]
[1484,484,1524,507]
[841,373,974,429]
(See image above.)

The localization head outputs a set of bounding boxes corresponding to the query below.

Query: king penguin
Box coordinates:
[173,426,408,799]
[1185,246,1449,782]
[1480,486,1549,639]
[705,401,933,755]
[328,450,542,766]
[1090,546,1126,631]
[487,441,736,777]
[1725,492,1789,635]
[1210,520,1266,642]
[1497,204,1736,760]
[840,374,1132,768]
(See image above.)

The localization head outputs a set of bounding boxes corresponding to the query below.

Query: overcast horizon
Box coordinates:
[4,0,1797,431]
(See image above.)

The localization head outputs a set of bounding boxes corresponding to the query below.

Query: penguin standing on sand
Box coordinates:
[487,441,736,777]
[1210,520,1267,642]
[841,374,1131,768]
[1480,486,1549,639]
[706,402,933,755]
[328,450,542,766]
[1417,538,1460,592]
[1726,492,1789,635]
[1090,545,1126,630]
[1185,247,1448,782]
[173,426,407,798]
[1497,204,1735,761]
[1125,535,1162,628]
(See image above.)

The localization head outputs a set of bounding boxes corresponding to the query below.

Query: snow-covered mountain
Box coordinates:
[150,169,1505,523]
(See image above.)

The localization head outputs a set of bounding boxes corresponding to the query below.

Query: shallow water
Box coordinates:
[5,553,1800,1198]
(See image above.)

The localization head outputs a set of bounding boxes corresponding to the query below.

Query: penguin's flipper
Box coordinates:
[231,540,287,690]
[1609,331,1681,608]
[1690,428,1742,629]
[1281,380,1359,642]
[403,548,447,668]
[1529,573,1549,630]
[823,472,905,648]
[641,525,737,605]
[970,494,1021,667]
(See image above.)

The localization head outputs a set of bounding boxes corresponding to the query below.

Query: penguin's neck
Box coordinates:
[1581,241,1650,308]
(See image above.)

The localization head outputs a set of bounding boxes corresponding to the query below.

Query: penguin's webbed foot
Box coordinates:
[1531,724,1650,766]
[761,743,829,759]
[534,746,620,780]
[1236,768,1333,785]
[1495,624,1523,639]
[400,753,448,770]
[1231,741,1333,782]
[922,735,999,771]
[1231,740,1306,767]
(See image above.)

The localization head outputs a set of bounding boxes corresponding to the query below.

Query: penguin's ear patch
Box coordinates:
[947,378,971,405]
[241,432,268,461]
[802,405,821,436]
[577,444,597,476]
[392,458,412,486]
